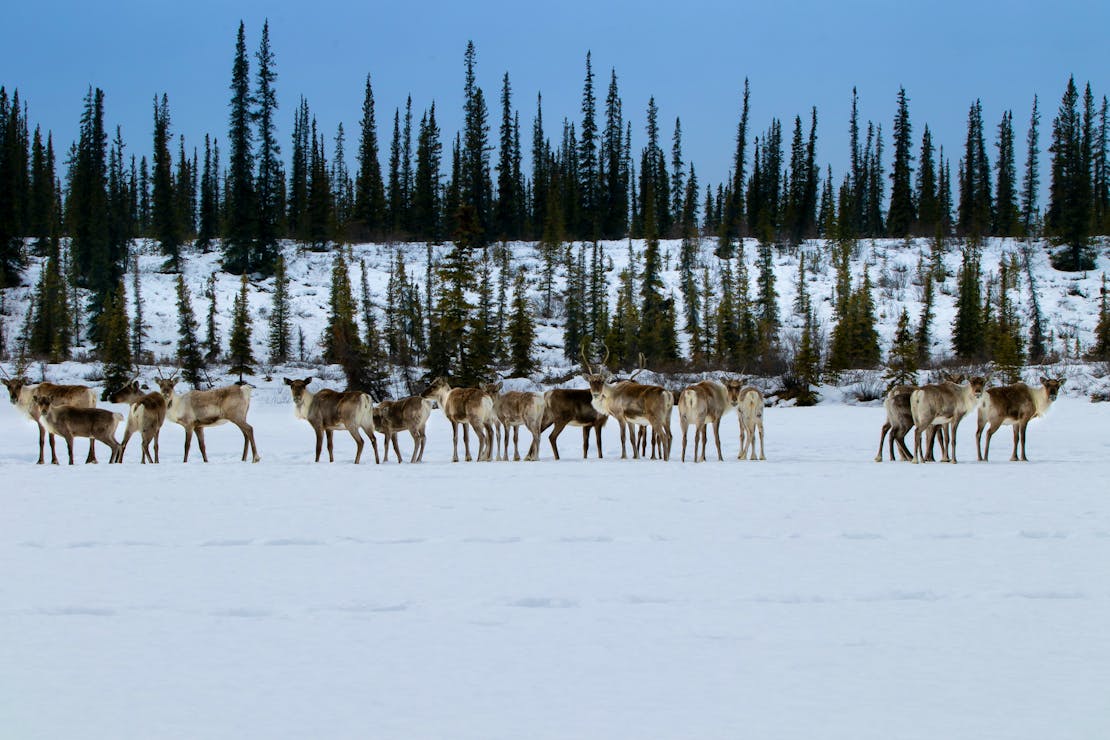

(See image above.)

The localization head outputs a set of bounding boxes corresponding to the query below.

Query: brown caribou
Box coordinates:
[976,377,1065,462]
[724,379,766,461]
[910,374,987,464]
[423,377,496,462]
[480,382,546,461]
[581,347,673,461]
[539,389,607,460]
[156,375,261,463]
[875,385,916,462]
[3,376,99,464]
[108,379,167,464]
[677,380,730,462]
[284,377,380,464]
[373,396,434,463]
[33,395,123,465]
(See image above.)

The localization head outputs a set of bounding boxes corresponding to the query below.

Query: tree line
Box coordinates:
[0,21,1108,394]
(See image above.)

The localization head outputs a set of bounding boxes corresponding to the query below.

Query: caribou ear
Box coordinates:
[1057,377,1066,386]
[305,376,313,385]
[283,377,293,385]
[494,381,503,392]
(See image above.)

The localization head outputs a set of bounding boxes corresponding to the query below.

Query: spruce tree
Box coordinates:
[885,308,919,389]
[495,73,521,240]
[507,268,536,376]
[1047,76,1094,271]
[994,111,1020,236]
[224,22,256,275]
[887,87,916,237]
[28,237,71,361]
[227,273,254,382]
[952,245,985,360]
[1089,273,1110,360]
[175,273,206,387]
[197,134,219,250]
[98,281,132,399]
[253,20,282,274]
[916,270,935,365]
[412,104,442,241]
[0,88,28,287]
[1020,95,1041,234]
[130,252,146,361]
[353,74,387,239]
[357,259,390,399]
[460,41,492,246]
[325,251,373,392]
[754,240,779,367]
[600,69,628,239]
[957,100,993,239]
[915,125,939,235]
[204,273,220,362]
[717,78,750,258]
[268,253,291,363]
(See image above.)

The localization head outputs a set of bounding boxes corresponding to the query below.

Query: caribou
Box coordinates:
[284,377,380,464]
[3,375,99,464]
[581,346,673,461]
[480,382,546,461]
[108,379,167,464]
[677,379,730,462]
[910,374,987,464]
[875,385,916,462]
[423,377,496,462]
[156,375,261,463]
[724,379,766,461]
[33,394,123,465]
[976,377,1065,462]
[373,396,434,463]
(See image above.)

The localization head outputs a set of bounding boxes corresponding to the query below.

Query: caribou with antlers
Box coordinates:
[373,396,434,463]
[976,377,1065,462]
[108,378,167,464]
[423,377,496,462]
[3,369,100,464]
[156,373,261,463]
[581,344,673,461]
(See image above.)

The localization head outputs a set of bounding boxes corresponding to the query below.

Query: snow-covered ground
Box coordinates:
[2,394,1108,739]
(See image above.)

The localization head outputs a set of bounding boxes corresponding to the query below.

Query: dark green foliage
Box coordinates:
[958,100,993,238]
[412,104,443,242]
[28,238,71,361]
[1089,273,1110,360]
[460,41,492,247]
[325,251,374,393]
[887,87,916,237]
[1021,96,1041,234]
[253,20,283,274]
[203,273,220,362]
[507,268,536,376]
[915,126,939,235]
[884,308,918,389]
[952,246,985,360]
[0,88,29,287]
[223,22,256,275]
[495,73,524,240]
[600,69,629,240]
[306,120,333,248]
[228,273,254,381]
[562,243,586,362]
[994,111,1020,236]
[175,273,206,387]
[130,252,146,361]
[197,135,219,251]
[352,75,387,239]
[717,78,750,257]
[268,253,291,363]
[357,259,389,398]
[984,256,1024,382]
[97,280,132,399]
[1047,77,1095,271]
[827,268,880,372]
[916,270,934,365]
[469,248,496,376]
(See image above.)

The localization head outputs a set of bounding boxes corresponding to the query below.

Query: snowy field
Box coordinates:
[2,395,1109,739]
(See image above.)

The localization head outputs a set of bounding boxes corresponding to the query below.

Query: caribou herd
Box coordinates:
[0,361,1068,466]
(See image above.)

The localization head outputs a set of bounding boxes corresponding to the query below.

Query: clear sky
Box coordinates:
[3,0,1107,202]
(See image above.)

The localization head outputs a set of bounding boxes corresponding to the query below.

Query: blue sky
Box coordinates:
[3,0,1107,203]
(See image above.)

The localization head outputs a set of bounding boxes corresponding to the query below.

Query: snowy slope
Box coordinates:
[1,397,1108,739]
[1,236,1108,401]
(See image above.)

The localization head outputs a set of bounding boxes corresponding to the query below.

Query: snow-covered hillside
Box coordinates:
[1,237,1108,401]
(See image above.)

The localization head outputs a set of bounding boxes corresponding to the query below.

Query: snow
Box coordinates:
[2,394,1109,739]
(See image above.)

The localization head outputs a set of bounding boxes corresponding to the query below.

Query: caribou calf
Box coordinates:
[910,374,987,464]
[108,380,167,464]
[480,382,546,461]
[33,395,123,465]
[724,380,766,461]
[156,376,261,463]
[374,396,434,463]
[875,385,916,462]
[540,389,607,460]
[423,377,496,462]
[677,379,730,462]
[284,377,380,464]
[3,378,99,464]
[976,377,1065,462]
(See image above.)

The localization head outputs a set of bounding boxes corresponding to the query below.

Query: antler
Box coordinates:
[579,338,595,375]
[0,363,11,380]
[628,352,646,381]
